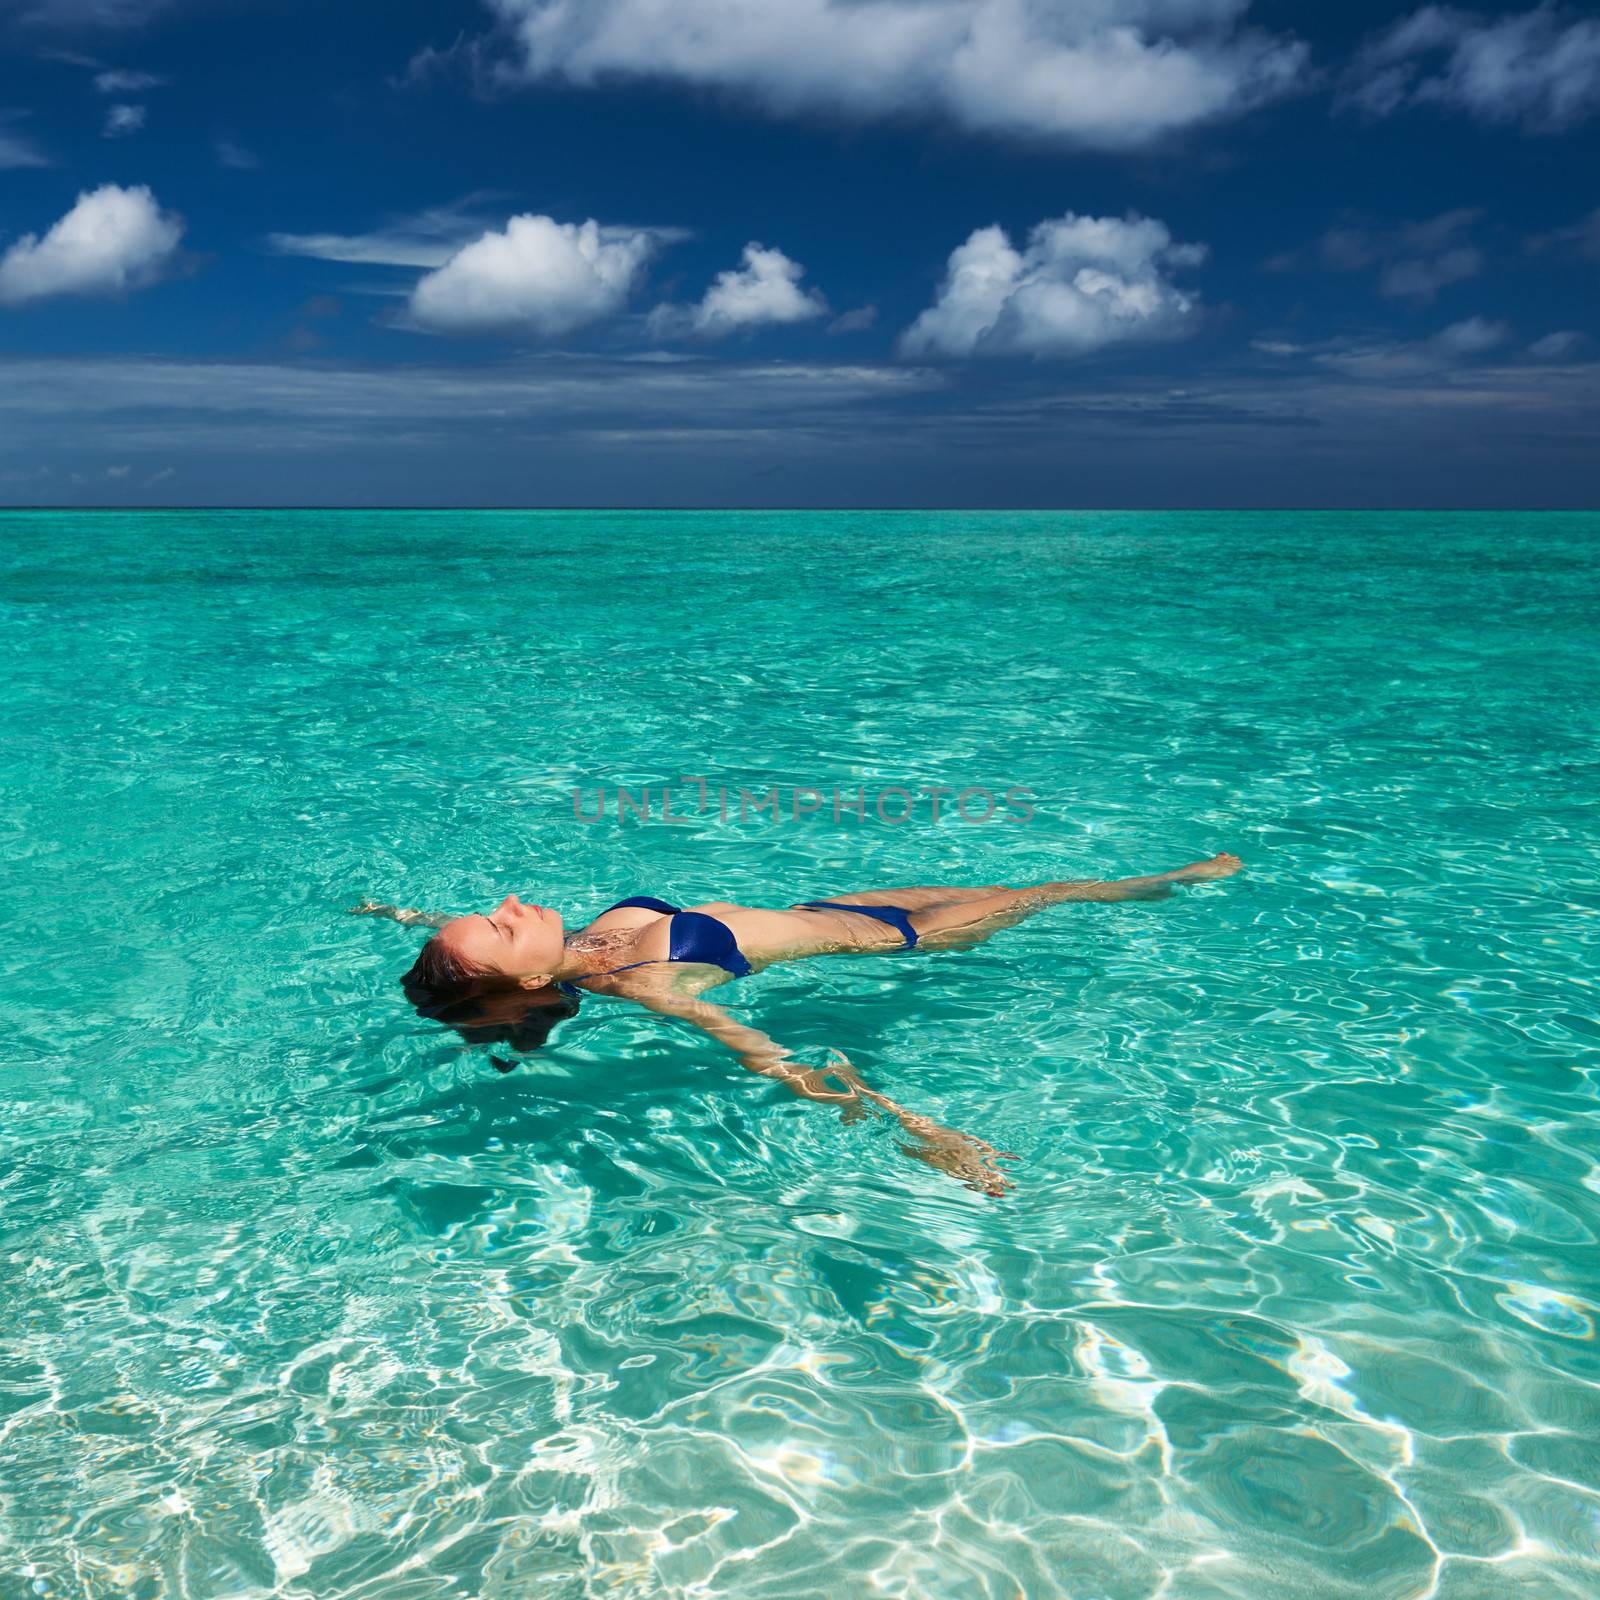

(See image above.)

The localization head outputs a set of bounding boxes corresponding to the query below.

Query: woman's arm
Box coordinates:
[348,900,451,930]
[623,980,1014,1196]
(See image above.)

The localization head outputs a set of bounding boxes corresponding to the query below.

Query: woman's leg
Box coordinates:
[793,884,1010,912]
[809,854,1240,916]
[1047,852,1244,903]
[909,854,1243,945]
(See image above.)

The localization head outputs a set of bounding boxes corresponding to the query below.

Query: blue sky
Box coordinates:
[1,0,1597,506]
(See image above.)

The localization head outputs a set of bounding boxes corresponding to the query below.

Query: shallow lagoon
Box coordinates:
[3,510,1598,1598]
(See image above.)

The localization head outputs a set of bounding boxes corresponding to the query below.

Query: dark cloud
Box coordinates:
[1271,209,1486,303]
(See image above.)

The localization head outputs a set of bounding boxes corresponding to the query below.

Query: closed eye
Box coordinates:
[484,916,507,939]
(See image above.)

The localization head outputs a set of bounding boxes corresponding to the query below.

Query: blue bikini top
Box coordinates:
[556,896,752,996]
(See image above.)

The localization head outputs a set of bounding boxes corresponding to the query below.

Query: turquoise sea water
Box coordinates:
[3,509,1598,1599]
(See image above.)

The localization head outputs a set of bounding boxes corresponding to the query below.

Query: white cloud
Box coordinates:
[0,112,49,169]
[1378,245,1481,299]
[484,0,1307,149]
[7,0,173,23]
[398,32,500,94]
[1531,205,1600,260]
[102,102,146,137]
[270,231,454,269]
[407,214,664,335]
[1305,316,1514,377]
[829,304,878,335]
[901,211,1204,359]
[1527,329,1587,361]
[7,345,1600,509]
[1344,5,1600,131]
[267,201,502,268]
[0,183,182,306]
[214,137,258,170]
[0,354,936,458]
[695,244,827,333]
[651,243,827,340]
[93,68,165,92]
[1431,314,1510,355]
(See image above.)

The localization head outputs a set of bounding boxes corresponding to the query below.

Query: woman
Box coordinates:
[354,851,1243,1196]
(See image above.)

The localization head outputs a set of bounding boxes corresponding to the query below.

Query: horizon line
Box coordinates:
[3,504,1598,515]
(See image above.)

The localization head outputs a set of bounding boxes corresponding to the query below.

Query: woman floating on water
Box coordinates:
[355,852,1243,1197]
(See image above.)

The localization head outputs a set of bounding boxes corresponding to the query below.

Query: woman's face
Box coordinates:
[437,894,566,982]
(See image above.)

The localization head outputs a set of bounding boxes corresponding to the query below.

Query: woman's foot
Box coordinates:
[1167,851,1244,883]
[1046,852,1247,903]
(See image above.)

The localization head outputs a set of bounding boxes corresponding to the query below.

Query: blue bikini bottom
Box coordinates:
[796,900,919,949]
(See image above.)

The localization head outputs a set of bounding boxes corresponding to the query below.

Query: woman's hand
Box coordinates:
[809,1049,871,1122]
[825,1053,1016,1198]
[899,1126,1017,1198]
[624,986,1019,1196]
[347,901,448,928]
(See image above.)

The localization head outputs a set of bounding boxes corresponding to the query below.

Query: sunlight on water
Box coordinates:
[2,509,1598,1598]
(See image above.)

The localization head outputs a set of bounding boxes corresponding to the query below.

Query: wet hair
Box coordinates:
[402,933,579,1070]
[403,931,482,991]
